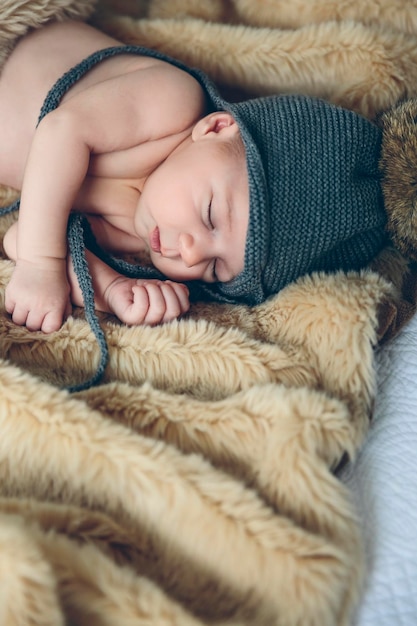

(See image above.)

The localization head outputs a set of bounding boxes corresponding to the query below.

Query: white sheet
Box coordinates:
[340,313,417,625]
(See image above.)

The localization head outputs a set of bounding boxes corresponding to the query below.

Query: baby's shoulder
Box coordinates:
[130,57,209,134]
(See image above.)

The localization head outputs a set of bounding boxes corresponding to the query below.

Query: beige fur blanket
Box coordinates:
[1,1,417,624]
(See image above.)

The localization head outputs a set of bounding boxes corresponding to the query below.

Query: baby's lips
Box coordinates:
[150,226,161,253]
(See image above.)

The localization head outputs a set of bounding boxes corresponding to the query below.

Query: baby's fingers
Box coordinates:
[39,309,68,334]
[8,304,66,333]
[6,302,29,328]
[133,282,166,326]
[133,280,189,325]
[159,281,190,322]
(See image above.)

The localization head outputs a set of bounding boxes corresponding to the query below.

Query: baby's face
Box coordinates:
[135,113,249,284]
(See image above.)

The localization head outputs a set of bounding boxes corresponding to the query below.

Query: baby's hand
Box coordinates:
[5,258,72,333]
[104,277,190,326]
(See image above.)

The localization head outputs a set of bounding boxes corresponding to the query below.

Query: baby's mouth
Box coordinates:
[150,227,161,253]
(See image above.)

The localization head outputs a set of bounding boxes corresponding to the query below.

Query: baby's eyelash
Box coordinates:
[212,258,218,281]
[207,200,214,229]
[207,200,217,280]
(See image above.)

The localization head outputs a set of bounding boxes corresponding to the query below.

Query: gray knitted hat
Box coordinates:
[211,94,387,305]
[185,78,387,305]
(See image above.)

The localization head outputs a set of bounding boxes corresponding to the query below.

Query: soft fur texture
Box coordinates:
[379,99,417,260]
[0,0,97,71]
[1,0,417,624]
[96,0,417,119]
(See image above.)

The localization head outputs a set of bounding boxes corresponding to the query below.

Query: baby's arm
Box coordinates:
[6,106,97,332]
[68,249,190,325]
[5,222,190,327]
[6,64,202,332]
[6,110,91,332]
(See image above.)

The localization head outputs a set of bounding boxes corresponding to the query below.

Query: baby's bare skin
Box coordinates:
[0,21,249,332]
[0,21,209,330]
[0,21,202,195]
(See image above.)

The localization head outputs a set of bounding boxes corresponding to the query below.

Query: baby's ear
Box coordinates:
[192,112,239,140]
[379,99,417,260]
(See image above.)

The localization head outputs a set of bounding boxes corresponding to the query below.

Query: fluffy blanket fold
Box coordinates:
[1,0,417,623]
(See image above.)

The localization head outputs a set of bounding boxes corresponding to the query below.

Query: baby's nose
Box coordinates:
[179,233,205,267]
